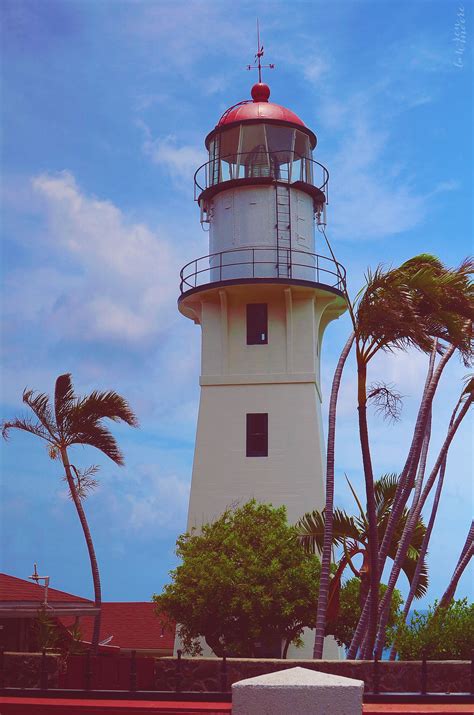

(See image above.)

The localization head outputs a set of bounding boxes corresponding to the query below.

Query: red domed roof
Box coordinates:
[217,83,306,129]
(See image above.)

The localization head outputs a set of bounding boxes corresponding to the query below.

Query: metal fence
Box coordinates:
[1,648,473,705]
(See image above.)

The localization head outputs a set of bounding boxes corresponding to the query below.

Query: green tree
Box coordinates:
[327,578,403,650]
[154,500,321,658]
[390,599,474,660]
[2,374,138,652]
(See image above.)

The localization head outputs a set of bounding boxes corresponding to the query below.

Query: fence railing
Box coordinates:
[179,248,346,295]
[2,647,473,705]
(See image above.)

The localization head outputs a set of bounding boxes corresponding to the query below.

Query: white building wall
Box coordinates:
[180,282,346,530]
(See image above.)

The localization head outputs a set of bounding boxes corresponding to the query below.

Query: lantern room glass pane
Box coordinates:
[219,126,240,162]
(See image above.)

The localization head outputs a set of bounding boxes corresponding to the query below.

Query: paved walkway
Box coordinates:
[1,696,473,714]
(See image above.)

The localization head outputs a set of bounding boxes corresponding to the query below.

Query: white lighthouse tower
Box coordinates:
[178,66,346,656]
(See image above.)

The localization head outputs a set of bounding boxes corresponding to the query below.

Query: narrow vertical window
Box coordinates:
[247,303,268,345]
[246,413,268,457]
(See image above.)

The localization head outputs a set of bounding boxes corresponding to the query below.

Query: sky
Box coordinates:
[0,0,472,610]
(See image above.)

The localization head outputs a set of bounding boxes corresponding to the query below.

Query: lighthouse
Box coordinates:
[178,70,346,655]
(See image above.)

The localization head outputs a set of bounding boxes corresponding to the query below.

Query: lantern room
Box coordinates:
[181,81,344,297]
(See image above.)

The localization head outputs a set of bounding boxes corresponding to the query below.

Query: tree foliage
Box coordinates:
[390,599,474,660]
[327,578,403,650]
[154,500,322,657]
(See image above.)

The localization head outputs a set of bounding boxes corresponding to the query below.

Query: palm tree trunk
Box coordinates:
[356,351,379,658]
[390,382,465,657]
[389,453,448,660]
[373,391,473,658]
[61,448,102,653]
[313,332,355,659]
[377,344,455,580]
[438,521,474,609]
[348,351,460,661]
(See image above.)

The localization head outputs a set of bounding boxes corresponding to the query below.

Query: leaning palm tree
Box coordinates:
[2,373,138,652]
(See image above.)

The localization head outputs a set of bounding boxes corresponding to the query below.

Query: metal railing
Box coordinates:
[2,647,473,705]
[194,150,329,203]
[179,248,346,295]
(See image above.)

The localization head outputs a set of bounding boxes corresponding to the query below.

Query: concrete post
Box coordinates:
[232,666,364,715]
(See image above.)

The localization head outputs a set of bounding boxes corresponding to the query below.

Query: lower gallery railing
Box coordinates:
[179,248,346,294]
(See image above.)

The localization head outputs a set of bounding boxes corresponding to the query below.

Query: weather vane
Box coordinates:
[246,19,275,83]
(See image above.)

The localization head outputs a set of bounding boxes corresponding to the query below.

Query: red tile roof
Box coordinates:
[0,573,92,604]
[62,602,175,651]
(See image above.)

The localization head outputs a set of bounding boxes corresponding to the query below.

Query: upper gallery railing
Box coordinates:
[194,150,329,203]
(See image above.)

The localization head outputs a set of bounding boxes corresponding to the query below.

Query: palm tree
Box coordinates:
[348,255,473,658]
[2,373,138,652]
[312,332,355,658]
[298,474,428,640]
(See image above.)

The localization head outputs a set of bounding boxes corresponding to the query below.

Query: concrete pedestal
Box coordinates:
[232,666,364,715]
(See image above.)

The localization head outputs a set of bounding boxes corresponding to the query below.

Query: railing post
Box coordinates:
[220,252,222,282]
[471,649,474,695]
[0,645,5,690]
[372,655,379,695]
[252,248,255,278]
[175,649,182,693]
[220,651,228,692]
[40,648,48,691]
[130,649,137,692]
[420,651,428,695]
[84,650,92,691]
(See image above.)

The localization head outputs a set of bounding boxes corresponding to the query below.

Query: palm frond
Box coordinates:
[72,390,138,427]
[68,422,124,465]
[65,464,100,500]
[374,474,399,518]
[355,255,474,365]
[1,417,54,444]
[296,508,360,553]
[345,475,368,528]
[367,383,403,423]
[400,553,429,599]
[54,374,77,435]
[22,389,56,439]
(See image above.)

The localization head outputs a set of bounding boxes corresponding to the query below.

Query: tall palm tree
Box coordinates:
[298,474,428,634]
[348,255,473,657]
[2,373,138,652]
[312,332,355,659]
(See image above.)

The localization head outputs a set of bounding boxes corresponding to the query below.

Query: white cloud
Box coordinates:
[142,133,207,185]
[327,113,427,241]
[22,171,180,342]
[98,468,190,536]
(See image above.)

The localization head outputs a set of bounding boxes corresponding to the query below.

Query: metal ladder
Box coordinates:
[210,134,220,186]
[275,183,292,278]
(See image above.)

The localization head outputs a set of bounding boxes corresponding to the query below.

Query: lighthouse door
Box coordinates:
[275,184,292,278]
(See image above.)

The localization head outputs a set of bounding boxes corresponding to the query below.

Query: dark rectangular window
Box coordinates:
[246,413,268,457]
[246,303,268,345]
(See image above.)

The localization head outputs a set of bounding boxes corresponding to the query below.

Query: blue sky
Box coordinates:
[1,0,472,609]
